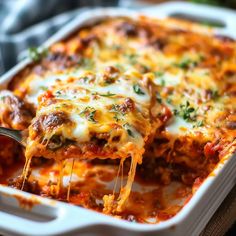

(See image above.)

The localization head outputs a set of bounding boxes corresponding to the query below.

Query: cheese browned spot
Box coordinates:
[0,90,34,130]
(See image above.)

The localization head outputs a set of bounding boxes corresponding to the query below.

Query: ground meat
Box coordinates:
[119,98,135,113]
[116,21,138,37]
[80,34,98,47]
[116,21,151,39]
[8,176,40,194]
[104,65,120,79]
[147,37,166,50]
[89,137,107,149]
[0,90,34,130]
[32,111,70,133]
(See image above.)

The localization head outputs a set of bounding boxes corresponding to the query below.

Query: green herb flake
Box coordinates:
[211,89,219,100]
[0,96,6,101]
[174,101,197,121]
[139,64,150,73]
[114,64,123,71]
[176,58,197,69]
[154,71,164,77]
[99,91,116,97]
[154,72,165,86]
[110,104,125,122]
[80,58,94,69]
[194,120,204,128]
[87,110,96,123]
[166,97,172,104]
[113,113,120,122]
[125,53,138,64]
[123,123,135,137]
[133,84,145,95]
[173,109,179,116]
[80,106,97,123]
[112,45,122,50]
[103,77,116,85]
[28,47,48,62]
[39,86,48,91]
[81,76,90,82]
[156,93,162,103]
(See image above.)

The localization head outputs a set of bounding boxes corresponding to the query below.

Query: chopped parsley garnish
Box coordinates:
[99,91,116,97]
[123,123,135,137]
[166,97,173,104]
[0,96,6,101]
[211,89,219,100]
[154,71,164,77]
[156,93,162,103]
[39,86,48,91]
[87,110,96,123]
[159,78,166,87]
[113,113,121,122]
[173,101,197,121]
[112,45,122,50]
[154,72,165,86]
[133,84,145,95]
[139,64,150,73]
[193,120,204,128]
[110,104,126,122]
[114,64,123,71]
[103,77,116,85]
[80,58,94,69]
[80,106,97,123]
[81,76,90,82]
[125,53,138,64]
[55,90,67,99]
[28,47,48,62]
[110,104,121,113]
[176,58,198,69]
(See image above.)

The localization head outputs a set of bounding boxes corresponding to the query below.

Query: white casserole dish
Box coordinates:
[0,2,236,235]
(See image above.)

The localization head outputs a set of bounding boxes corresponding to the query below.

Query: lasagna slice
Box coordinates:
[25,66,162,212]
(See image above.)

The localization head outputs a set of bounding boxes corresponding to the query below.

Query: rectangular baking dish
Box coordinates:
[0,2,236,235]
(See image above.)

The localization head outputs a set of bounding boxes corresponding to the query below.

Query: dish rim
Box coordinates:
[0,3,236,235]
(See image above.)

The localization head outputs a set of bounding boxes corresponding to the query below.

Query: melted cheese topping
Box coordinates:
[27,69,152,154]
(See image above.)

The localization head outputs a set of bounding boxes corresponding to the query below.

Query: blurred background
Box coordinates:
[0,0,235,235]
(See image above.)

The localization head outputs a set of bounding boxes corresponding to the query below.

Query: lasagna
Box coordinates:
[24,68,161,212]
[0,15,236,221]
